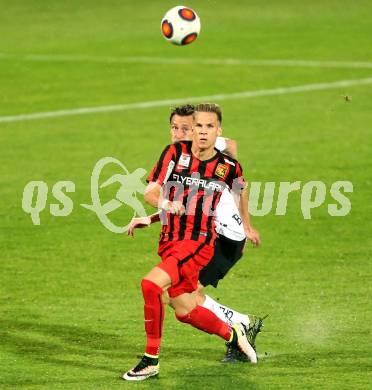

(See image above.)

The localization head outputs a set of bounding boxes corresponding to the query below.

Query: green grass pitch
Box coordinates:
[1,1,371,388]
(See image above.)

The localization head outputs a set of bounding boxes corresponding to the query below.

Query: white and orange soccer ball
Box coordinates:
[161,6,201,46]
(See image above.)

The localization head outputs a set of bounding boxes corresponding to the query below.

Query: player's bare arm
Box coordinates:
[127,212,161,237]
[224,139,238,159]
[239,185,261,247]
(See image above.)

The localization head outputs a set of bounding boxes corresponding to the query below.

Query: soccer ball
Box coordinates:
[161,6,201,46]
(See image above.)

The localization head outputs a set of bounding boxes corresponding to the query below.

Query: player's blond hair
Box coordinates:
[194,103,222,124]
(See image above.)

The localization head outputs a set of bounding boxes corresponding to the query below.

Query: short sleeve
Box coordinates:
[215,137,227,152]
[147,144,177,186]
[231,161,246,193]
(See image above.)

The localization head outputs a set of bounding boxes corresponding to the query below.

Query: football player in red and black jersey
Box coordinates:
[123,104,257,381]
[127,104,264,364]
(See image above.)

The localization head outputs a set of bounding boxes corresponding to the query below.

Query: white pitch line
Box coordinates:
[0,77,371,124]
[1,52,372,69]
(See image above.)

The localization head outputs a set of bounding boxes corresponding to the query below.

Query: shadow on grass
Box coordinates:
[0,317,125,372]
[4,316,365,388]
[0,316,234,387]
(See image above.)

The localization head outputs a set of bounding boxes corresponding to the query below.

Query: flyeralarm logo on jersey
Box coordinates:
[21,156,354,233]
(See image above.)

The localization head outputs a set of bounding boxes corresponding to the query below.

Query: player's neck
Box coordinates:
[191,144,216,161]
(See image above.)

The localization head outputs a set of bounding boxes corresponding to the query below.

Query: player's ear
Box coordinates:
[187,126,194,141]
[217,126,222,136]
[192,125,197,139]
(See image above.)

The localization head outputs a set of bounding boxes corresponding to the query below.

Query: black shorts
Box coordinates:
[198,235,246,288]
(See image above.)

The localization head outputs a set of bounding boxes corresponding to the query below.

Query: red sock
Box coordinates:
[141,279,164,356]
[176,305,232,341]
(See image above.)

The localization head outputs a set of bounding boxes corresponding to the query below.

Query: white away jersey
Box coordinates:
[214,137,246,241]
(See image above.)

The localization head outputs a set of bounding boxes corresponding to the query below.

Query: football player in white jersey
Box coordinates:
[127,105,264,362]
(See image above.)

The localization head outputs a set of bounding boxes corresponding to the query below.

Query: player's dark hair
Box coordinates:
[169,104,195,123]
[194,103,222,124]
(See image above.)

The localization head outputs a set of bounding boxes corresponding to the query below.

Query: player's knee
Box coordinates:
[173,302,195,319]
[175,310,192,323]
[195,292,206,306]
[196,281,205,291]
[164,293,174,308]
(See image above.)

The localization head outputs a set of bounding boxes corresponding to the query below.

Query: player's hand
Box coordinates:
[164,201,185,216]
[245,226,261,247]
[127,216,151,237]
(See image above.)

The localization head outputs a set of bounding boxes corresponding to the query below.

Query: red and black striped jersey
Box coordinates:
[147,140,245,245]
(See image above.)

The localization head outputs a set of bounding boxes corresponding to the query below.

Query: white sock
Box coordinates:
[202,295,250,327]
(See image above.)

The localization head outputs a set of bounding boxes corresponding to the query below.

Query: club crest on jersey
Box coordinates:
[177,153,191,169]
[215,163,228,179]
